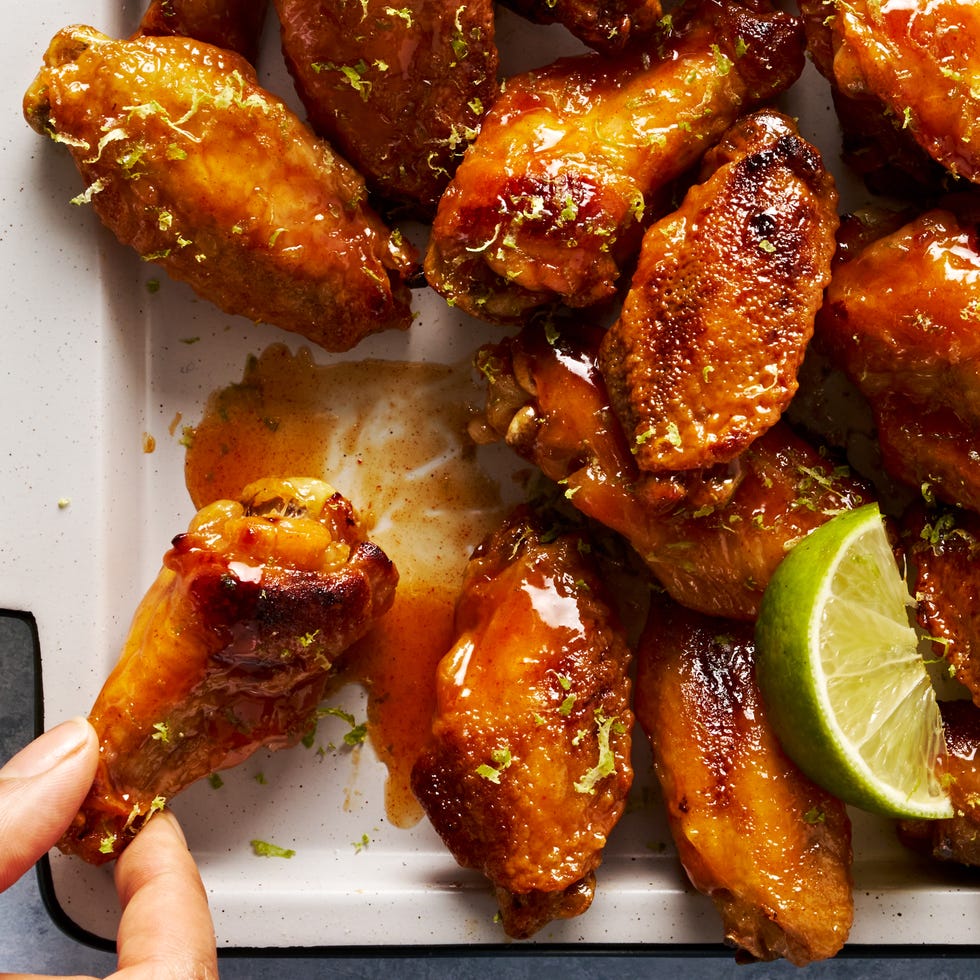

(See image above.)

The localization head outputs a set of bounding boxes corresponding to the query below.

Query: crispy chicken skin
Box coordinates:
[629,422,872,619]
[815,206,980,512]
[821,0,980,186]
[473,322,872,619]
[898,699,980,868]
[634,596,853,965]
[23,26,418,353]
[411,508,633,939]
[58,478,398,865]
[498,0,661,54]
[905,504,980,709]
[137,0,269,63]
[425,0,805,324]
[275,0,498,214]
[599,110,839,475]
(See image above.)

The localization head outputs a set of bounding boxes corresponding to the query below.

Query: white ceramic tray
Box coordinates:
[2,0,978,955]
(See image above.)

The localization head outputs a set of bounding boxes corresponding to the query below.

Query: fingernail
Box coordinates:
[0,717,93,780]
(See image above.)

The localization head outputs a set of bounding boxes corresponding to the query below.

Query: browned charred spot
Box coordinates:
[777,133,824,182]
[724,1,805,91]
[494,170,607,239]
[749,212,779,237]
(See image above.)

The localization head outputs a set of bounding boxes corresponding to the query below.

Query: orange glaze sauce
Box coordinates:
[184,343,511,827]
[339,587,457,826]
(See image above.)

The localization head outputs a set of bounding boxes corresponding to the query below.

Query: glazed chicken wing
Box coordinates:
[23,26,418,353]
[816,206,980,512]
[411,508,633,939]
[473,322,872,619]
[598,109,839,475]
[137,0,270,63]
[425,0,805,323]
[898,699,980,867]
[275,0,498,213]
[823,0,980,186]
[634,596,853,965]
[498,0,661,55]
[905,504,980,709]
[58,478,398,865]
[797,0,953,196]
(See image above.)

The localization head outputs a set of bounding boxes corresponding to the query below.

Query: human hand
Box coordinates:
[0,717,218,979]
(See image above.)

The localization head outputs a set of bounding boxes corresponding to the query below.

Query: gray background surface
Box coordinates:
[2,613,976,978]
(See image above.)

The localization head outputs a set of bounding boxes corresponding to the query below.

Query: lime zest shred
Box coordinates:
[476,744,514,783]
[574,710,625,795]
[70,179,106,206]
[316,705,369,746]
[250,839,296,859]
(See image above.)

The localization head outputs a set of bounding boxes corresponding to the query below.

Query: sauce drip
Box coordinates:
[342,586,456,827]
[184,343,510,826]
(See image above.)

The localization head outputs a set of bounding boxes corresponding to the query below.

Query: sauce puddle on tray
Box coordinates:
[184,342,511,827]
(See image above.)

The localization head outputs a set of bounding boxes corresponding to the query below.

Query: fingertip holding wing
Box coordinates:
[114,810,218,979]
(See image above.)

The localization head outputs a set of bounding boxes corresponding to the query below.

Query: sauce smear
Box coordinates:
[184,343,510,826]
[342,586,456,826]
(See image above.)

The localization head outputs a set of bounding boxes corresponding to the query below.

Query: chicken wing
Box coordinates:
[137,0,270,63]
[905,504,980,709]
[598,109,839,475]
[425,0,805,323]
[797,0,953,197]
[275,0,498,214]
[634,595,853,965]
[821,0,980,186]
[473,321,873,619]
[815,205,980,512]
[498,0,661,55]
[23,26,418,353]
[411,507,633,939]
[58,478,398,865]
[898,699,980,868]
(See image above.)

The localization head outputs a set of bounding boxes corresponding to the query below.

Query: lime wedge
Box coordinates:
[755,503,953,820]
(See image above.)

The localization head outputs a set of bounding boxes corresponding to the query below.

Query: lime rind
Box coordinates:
[756,502,953,821]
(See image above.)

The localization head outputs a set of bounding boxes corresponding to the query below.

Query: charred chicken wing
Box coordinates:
[275,0,498,213]
[58,478,398,865]
[816,206,980,512]
[634,596,854,965]
[425,0,805,323]
[23,26,418,353]
[137,0,270,63]
[473,322,872,619]
[599,109,839,475]
[411,508,633,938]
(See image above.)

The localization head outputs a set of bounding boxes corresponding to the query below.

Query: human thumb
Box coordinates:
[0,716,99,891]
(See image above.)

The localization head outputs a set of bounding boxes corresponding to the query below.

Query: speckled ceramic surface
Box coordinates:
[1,0,978,959]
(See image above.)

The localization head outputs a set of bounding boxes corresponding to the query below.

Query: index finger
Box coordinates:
[110,810,217,980]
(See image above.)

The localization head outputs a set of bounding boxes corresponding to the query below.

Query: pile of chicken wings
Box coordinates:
[24,0,980,964]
